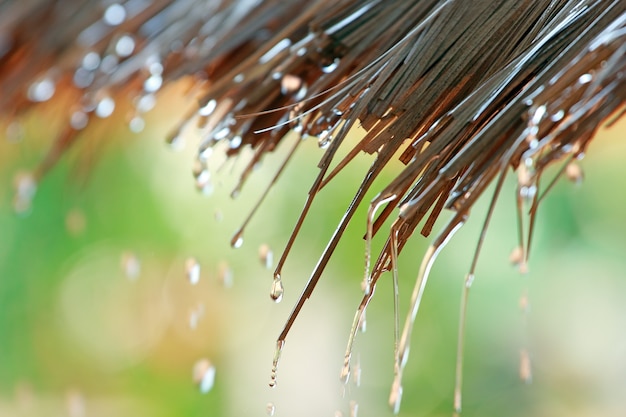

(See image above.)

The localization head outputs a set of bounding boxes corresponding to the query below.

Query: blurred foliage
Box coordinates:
[0,101,625,417]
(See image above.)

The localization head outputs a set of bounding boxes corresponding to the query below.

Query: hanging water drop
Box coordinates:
[318,130,332,149]
[357,310,366,333]
[103,3,126,26]
[218,261,234,288]
[144,74,163,93]
[129,116,145,133]
[115,35,135,57]
[389,376,403,414]
[12,171,37,214]
[321,57,340,73]
[185,257,201,285]
[509,246,523,266]
[95,97,115,118]
[259,244,273,269]
[120,251,140,280]
[231,230,244,248]
[349,400,358,417]
[519,349,532,384]
[269,340,284,388]
[270,274,284,303]
[266,402,275,416]
[70,111,89,130]
[193,359,216,393]
[27,78,55,102]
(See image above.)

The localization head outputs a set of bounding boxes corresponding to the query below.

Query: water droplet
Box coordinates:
[27,78,55,102]
[129,116,145,133]
[70,111,89,130]
[115,35,135,57]
[144,75,163,93]
[519,349,532,383]
[120,251,140,280]
[565,162,583,185]
[193,358,216,393]
[352,355,361,387]
[389,376,403,414]
[270,273,284,303]
[12,171,37,214]
[509,246,523,265]
[321,57,340,73]
[233,73,244,83]
[100,55,118,74]
[231,230,244,248]
[578,73,592,84]
[269,340,284,388]
[349,400,358,417]
[317,130,332,149]
[82,52,101,71]
[103,3,126,26]
[95,97,115,118]
[266,402,275,416]
[185,257,200,285]
[357,310,366,333]
[213,126,231,141]
[137,94,156,113]
[218,262,234,288]
[73,67,94,88]
[259,244,273,269]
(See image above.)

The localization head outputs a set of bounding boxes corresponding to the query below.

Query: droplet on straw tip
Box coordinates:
[185,257,200,285]
[193,359,216,393]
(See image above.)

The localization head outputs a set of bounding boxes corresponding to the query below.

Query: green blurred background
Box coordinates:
[1,96,625,417]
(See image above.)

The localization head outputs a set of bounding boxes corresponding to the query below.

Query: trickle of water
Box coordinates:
[352,355,361,387]
[269,340,285,388]
[218,261,234,288]
[270,274,284,303]
[266,402,276,416]
[199,99,217,116]
[259,244,273,269]
[185,257,201,285]
[509,246,523,265]
[82,51,101,71]
[349,400,358,417]
[193,358,216,393]
[519,349,532,383]
[565,161,583,185]
[144,75,163,93]
[120,251,141,280]
[230,230,244,248]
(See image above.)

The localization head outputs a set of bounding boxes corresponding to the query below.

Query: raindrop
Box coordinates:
[231,230,244,248]
[565,161,583,185]
[137,94,156,113]
[103,3,126,26]
[213,126,231,141]
[115,35,135,57]
[27,78,55,102]
[357,310,366,333]
[389,376,403,414]
[317,130,332,149]
[95,97,115,118]
[578,73,592,84]
[82,52,101,71]
[166,133,185,151]
[509,246,523,265]
[218,261,234,288]
[550,109,564,122]
[120,251,140,280]
[259,244,273,269]
[229,135,242,149]
[70,111,89,130]
[189,304,204,329]
[148,61,163,76]
[185,257,200,285]
[193,359,216,393]
[12,171,37,214]
[270,273,284,303]
[233,73,244,83]
[266,402,275,416]
[129,116,145,133]
[199,99,217,116]
[321,58,340,73]
[100,55,118,73]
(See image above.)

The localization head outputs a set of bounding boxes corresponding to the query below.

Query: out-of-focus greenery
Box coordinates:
[1,97,625,417]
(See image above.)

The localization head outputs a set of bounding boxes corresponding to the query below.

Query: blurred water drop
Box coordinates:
[259,244,273,269]
[519,349,532,383]
[70,111,89,130]
[137,94,156,113]
[27,77,55,102]
[12,171,37,214]
[65,208,86,236]
[144,75,163,93]
[120,251,141,280]
[115,35,135,57]
[66,389,85,417]
[509,246,523,266]
[270,274,283,303]
[189,304,204,329]
[95,97,115,118]
[185,257,201,285]
[129,116,145,133]
[82,52,101,71]
[100,55,118,73]
[280,74,302,95]
[103,3,126,26]
[73,67,94,88]
[266,402,275,416]
[199,99,217,116]
[349,400,358,417]
[193,358,216,393]
[357,310,366,333]
[565,161,584,185]
[218,261,234,288]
